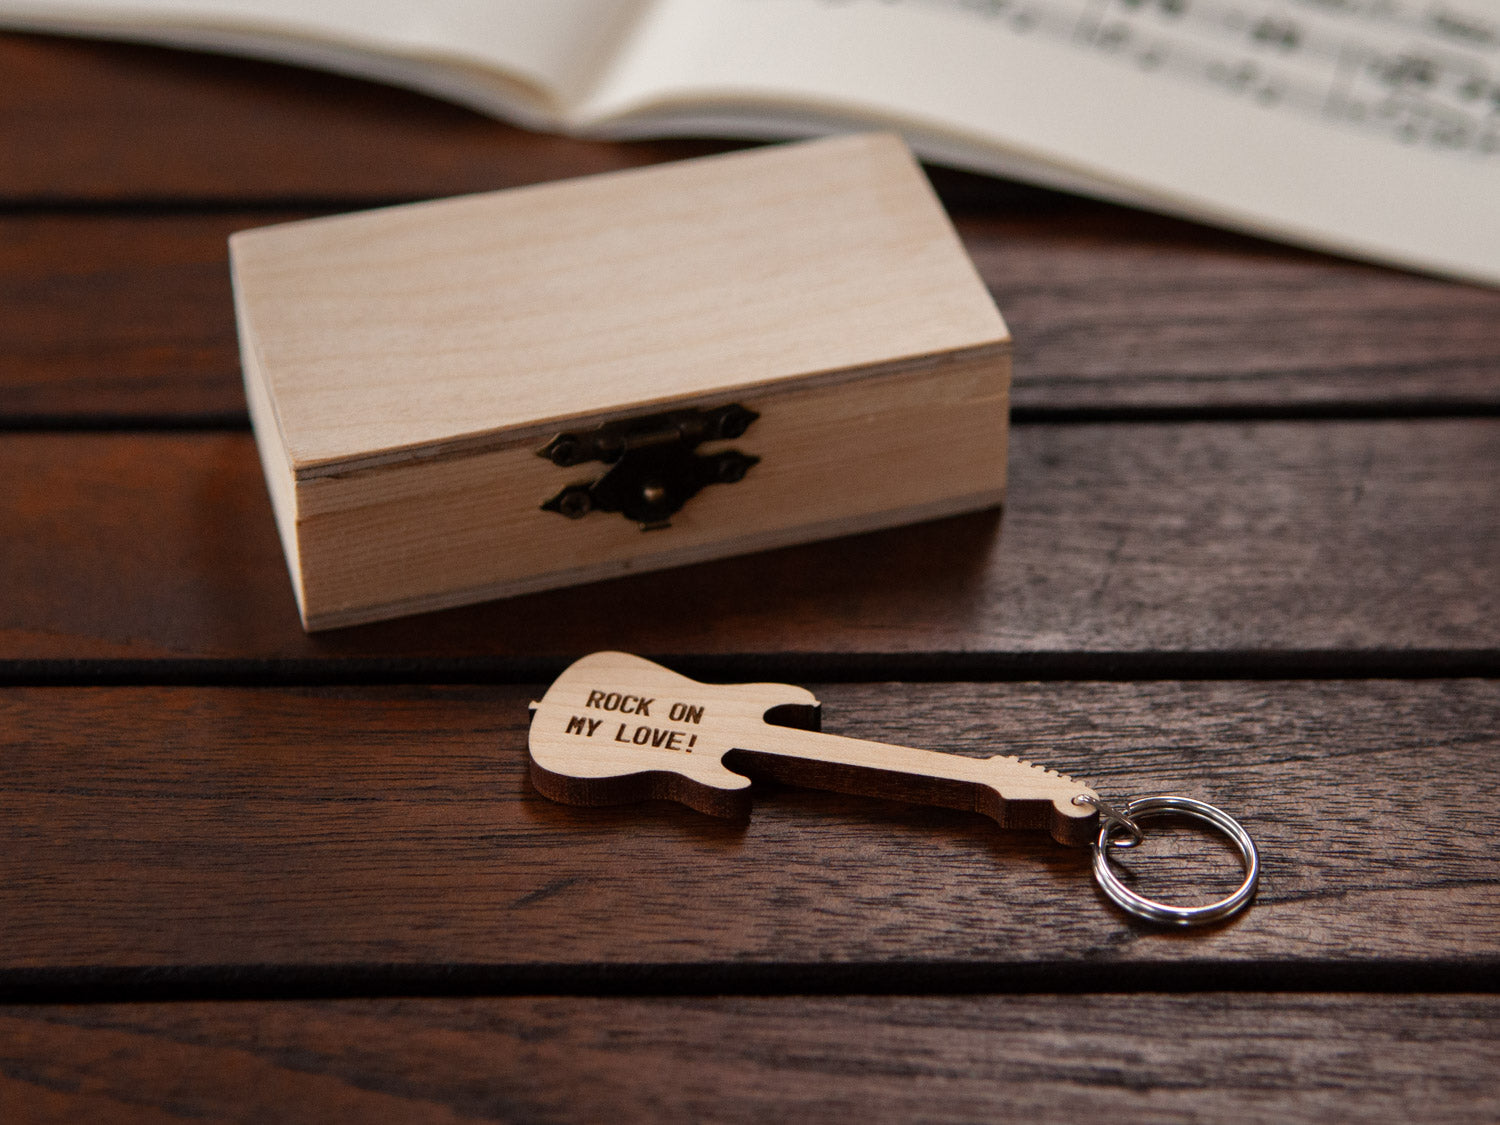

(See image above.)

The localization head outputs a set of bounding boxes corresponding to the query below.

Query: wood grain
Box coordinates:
[5,210,1498,422]
[276,357,1007,630]
[3,994,1498,1124]
[0,214,252,420]
[0,680,1495,972]
[233,134,1005,467]
[972,210,1500,413]
[0,421,1494,662]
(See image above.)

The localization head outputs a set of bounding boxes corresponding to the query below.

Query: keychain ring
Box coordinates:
[1091,795,1259,926]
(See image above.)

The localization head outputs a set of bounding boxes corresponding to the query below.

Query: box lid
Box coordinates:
[230,133,1008,479]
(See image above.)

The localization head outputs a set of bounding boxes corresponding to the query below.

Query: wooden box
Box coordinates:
[230,134,1010,631]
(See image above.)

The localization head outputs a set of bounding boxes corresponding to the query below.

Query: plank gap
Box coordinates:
[4,959,1498,1006]
[0,413,251,433]
[0,196,419,216]
[1,650,1497,688]
[1010,402,1500,423]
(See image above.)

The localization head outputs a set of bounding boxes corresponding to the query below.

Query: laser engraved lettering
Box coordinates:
[586,691,653,715]
[609,721,691,752]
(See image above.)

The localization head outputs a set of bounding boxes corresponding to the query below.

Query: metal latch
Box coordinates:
[538,404,759,529]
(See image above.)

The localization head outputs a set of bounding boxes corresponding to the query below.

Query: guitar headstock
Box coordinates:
[527,651,820,817]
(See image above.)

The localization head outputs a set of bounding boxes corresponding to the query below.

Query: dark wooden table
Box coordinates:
[3,31,1498,1122]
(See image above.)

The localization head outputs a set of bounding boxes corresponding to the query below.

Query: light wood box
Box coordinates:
[230,134,1010,631]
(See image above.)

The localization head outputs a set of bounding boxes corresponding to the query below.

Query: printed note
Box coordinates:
[834,0,1500,157]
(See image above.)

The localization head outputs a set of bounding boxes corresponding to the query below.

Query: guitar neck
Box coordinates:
[729,724,1097,844]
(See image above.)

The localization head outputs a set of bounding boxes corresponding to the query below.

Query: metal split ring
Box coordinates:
[1089,795,1259,926]
[1073,793,1144,849]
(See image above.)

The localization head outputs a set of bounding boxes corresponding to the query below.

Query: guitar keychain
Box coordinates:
[527,652,1259,926]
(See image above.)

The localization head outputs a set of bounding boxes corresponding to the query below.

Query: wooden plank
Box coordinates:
[3,994,1497,1123]
[0,422,1495,663]
[0,33,721,204]
[1,681,1495,971]
[4,211,1498,421]
[0,214,248,420]
[974,210,1500,413]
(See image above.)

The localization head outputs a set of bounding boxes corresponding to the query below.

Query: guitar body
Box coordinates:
[528,651,820,817]
[527,652,1099,844]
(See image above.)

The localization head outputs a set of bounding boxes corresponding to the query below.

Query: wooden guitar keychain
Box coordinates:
[528,652,1259,926]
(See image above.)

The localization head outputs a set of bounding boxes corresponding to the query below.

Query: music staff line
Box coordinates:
[830,0,1500,156]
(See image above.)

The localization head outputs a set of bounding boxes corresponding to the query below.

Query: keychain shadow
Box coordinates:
[741,784,1091,899]
[517,756,1263,937]
[519,768,1079,876]
[517,766,754,847]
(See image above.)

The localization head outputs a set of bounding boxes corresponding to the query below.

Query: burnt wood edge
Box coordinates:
[1,959,1496,1005]
[2,650,1496,688]
[5,403,1500,433]
[529,756,753,819]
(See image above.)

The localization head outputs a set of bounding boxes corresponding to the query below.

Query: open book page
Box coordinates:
[582,0,1500,285]
[0,0,651,125]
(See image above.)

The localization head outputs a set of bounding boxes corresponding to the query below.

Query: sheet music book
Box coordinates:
[6,0,1498,285]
